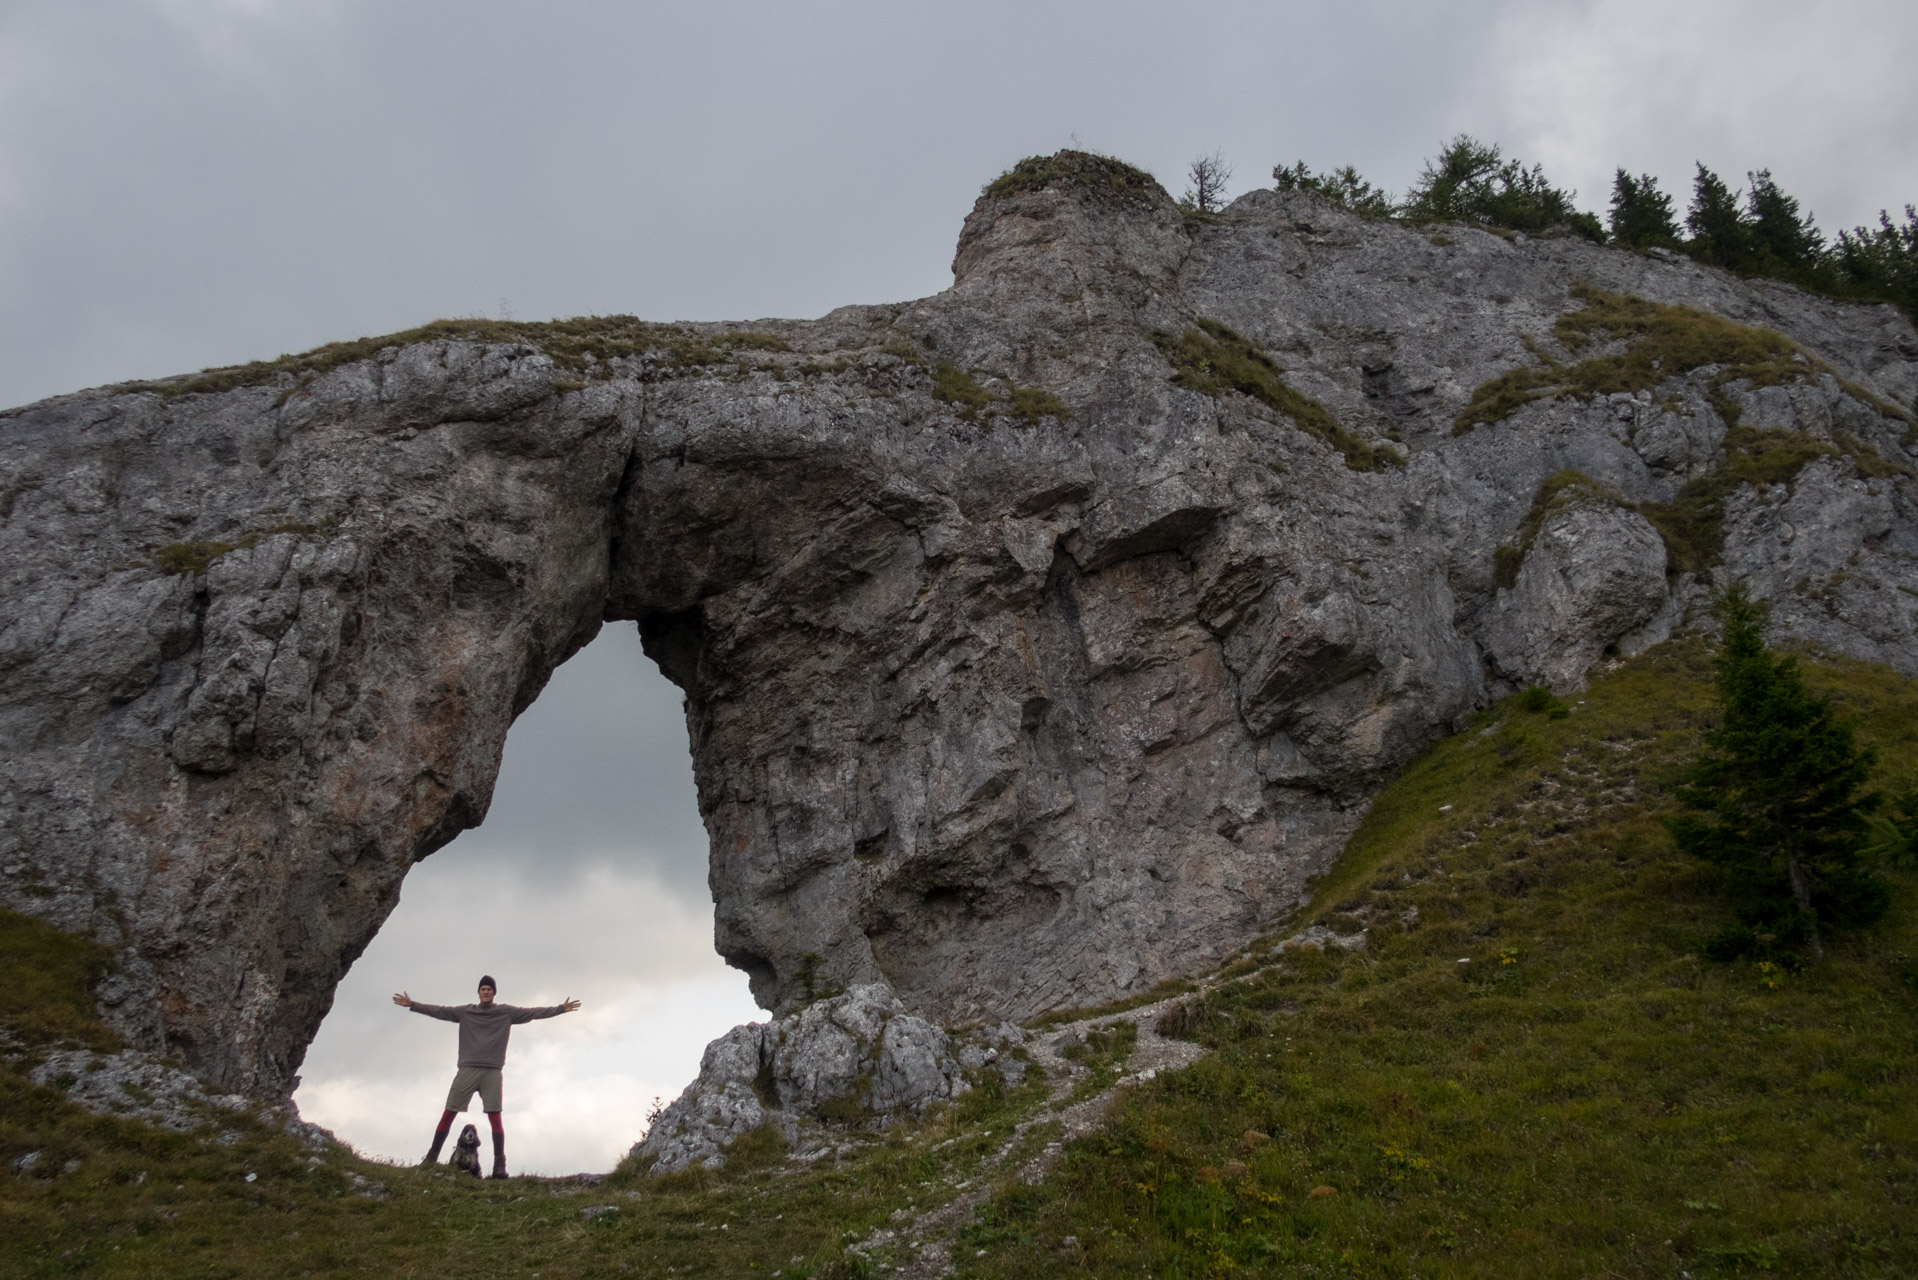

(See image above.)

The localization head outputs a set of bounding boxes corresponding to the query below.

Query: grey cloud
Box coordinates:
[5,0,1540,409]
[438,624,712,902]
[7,3,1913,410]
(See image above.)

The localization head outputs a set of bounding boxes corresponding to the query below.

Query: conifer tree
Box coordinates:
[1863,783,1918,867]
[1745,169,1825,276]
[1272,160,1392,217]
[1401,136,1603,241]
[1686,163,1752,270]
[1667,586,1886,958]
[1608,169,1680,248]
[1834,204,1918,325]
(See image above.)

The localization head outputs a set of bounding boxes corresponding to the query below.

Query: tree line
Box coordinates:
[1247,137,1918,326]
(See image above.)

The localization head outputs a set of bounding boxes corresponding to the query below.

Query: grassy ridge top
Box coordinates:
[981,150,1166,207]
[960,641,1918,1277]
[112,317,794,401]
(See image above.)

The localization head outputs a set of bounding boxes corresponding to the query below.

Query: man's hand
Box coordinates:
[392,992,413,1008]
[561,998,582,1014]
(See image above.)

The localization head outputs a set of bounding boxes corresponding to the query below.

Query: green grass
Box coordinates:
[982,151,1164,207]
[1493,469,1625,587]
[0,910,118,1050]
[117,317,793,400]
[151,520,331,577]
[955,640,1918,1278]
[1025,979,1198,1032]
[933,362,998,420]
[929,362,1071,425]
[1633,427,1869,574]
[1455,284,1912,437]
[1056,1023,1140,1107]
[1153,319,1404,472]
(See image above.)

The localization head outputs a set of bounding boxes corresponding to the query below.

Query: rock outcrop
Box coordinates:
[3,152,1915,1098]
[633,983,1021,1173]
[24,1045,339,1152]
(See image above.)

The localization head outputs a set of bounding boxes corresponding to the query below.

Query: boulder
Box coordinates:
[632,984,989,1174]
[1482,498,1671,692]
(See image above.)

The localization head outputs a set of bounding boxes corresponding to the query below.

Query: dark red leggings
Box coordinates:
[435,1109,504,1138]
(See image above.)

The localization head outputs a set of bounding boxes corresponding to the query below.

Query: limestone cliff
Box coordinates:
[3,153,1915,1097]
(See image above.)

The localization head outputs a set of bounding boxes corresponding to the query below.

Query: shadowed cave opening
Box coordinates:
[292,624,762,1175]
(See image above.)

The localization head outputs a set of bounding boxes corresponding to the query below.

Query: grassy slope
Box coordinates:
[4,639,1916,1277]
[959,640,1918,1277]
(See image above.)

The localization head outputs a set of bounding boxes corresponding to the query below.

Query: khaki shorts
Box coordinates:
[444,1066,503,1113]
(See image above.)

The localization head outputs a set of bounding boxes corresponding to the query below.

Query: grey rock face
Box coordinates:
[3,161,1916,1100]
[633,983,982,1173]
[1482,499,1670,692]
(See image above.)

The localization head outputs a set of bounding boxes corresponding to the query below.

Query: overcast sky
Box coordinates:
[5,0,1916,1172]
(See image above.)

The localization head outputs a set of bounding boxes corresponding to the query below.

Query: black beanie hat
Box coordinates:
[478,975,497,991]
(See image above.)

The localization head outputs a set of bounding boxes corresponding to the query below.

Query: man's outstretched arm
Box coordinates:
[393,991,461,1021]
[511,998,582,1023]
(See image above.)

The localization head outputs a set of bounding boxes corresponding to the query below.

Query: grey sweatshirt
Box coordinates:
[409,1001,565,1069]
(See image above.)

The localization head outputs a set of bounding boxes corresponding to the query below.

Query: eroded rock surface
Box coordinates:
[633,983,1014,1174]
[25,1046,338,1151]
[3,156,1916,1098]
[1482,499,1671,690]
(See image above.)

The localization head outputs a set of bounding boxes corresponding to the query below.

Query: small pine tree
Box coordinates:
[1608,169,1680,248]
[1666,585,1886,958]
[1862,782,1918,867]
[1686,163,1752,270]
[1745,169,1825,277]
[1272,160,1392,217]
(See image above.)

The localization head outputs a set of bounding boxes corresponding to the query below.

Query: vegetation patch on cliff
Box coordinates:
[1457,285,1912,439]
[1456,286,1803,435]
[1493,469,1628,588]
[151,519,331,578]
[929,361,1071,425]
[1155,318,1404,471]
[119,317,793,401]
[1492,439,1894,584]
[0,908,119,1050]
[982,150,1164,208]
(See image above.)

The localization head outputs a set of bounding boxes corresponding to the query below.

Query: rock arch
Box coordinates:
[4,157,1915,1097]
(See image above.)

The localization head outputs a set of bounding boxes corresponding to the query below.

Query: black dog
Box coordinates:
[451,1123,484,1178]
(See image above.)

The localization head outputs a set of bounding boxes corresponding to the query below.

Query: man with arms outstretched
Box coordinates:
[394,975,581,1178]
